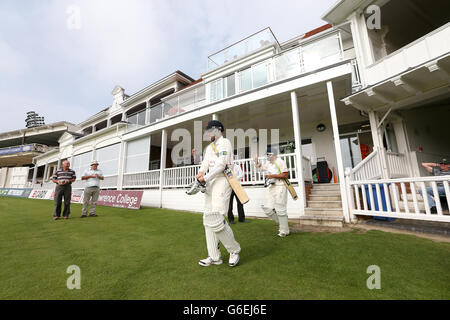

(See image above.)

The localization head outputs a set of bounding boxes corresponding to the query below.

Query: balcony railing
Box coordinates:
[207,28,278,71]
[120,153,312,189]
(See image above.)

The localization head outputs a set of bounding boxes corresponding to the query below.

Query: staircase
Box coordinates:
[298,183,344,227]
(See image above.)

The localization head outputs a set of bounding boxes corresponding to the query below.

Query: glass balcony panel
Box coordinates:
[252,62,268,88]
[178,90,195,113]
[150,103,163,124]
[137,110,146,126]
[240,68,252,92]
[208,28,277,70]
[275,49,301,80]
[302,34,342,72]
[128,114,138,125]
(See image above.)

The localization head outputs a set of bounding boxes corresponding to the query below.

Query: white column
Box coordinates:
[368,111,389,178]
[290,91,306,215]
[159,129,167,208]
[57,158,61,169]
[31,164,38,186]
[368,111,381,149]
[326,81,351,223]
[212,113,219,121]
[43,163,49,182]
[145,100,151,125]
[117,141,126,190]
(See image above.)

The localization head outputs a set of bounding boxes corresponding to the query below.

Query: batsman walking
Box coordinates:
[188,120,241,267]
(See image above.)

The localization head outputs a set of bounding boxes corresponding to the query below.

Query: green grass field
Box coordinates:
[0,197,449,300]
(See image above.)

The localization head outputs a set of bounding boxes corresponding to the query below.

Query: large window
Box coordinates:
[239,68,252,92]
[224,73,236,97]
[209,79,223,102]
[72,151,93,178]
[96,144,120,176]
[125,137,151,173]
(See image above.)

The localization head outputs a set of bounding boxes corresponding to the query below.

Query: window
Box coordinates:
[96,144,120,176]
[72,151,93,179]
[239,68,252,92]
[252,62,268,88]
[125,137,150,173]
[209,79,223,102]
[224,74,236,97]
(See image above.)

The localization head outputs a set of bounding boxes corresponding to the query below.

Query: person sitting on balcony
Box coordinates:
[420,159,449,213]
[254,147,290,237]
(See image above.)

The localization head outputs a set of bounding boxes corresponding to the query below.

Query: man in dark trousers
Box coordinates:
[51,160,76,220]
[227,162,248,224]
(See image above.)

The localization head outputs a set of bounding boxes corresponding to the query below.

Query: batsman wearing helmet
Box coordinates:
[189,120,241,267]
[254,147,290,237]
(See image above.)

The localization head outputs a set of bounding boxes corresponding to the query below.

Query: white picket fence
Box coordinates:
[347,176,450,222]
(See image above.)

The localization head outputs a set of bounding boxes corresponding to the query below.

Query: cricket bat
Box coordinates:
[209,142,249,204]
[223,165,249,204]
[281,178,298,201]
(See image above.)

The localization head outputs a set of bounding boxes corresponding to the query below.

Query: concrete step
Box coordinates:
[298,216,344,228]
[304,207,343,217]
[309,191,342,197]
[311,184,341,191]
[307,200,342,208]
[309,195,341,201]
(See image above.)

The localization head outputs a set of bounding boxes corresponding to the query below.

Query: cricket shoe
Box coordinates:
[277,232,288,237]
[229,253,240,267]
[198,257,223,267]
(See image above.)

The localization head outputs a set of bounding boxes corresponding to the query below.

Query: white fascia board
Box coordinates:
[161,81,204,101]
[123,61,353,141]
[321,0,372,25]
[123,83,178,113]
[121,74,192,108]
[78,111,108,128]
[72,123,126,146]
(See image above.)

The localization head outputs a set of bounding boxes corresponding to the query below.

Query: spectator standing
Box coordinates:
[52,160,76,220]
[81,160,104,217]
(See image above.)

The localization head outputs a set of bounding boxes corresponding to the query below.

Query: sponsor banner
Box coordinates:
[0,144,34,155]
[28,189,84,203]
[97,190,143,210]
[71,189,84,203]
[29,189,53,200]
[0,188,32,198]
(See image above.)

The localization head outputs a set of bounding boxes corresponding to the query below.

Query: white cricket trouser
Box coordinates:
[203,176,241,261]
[262,184,289,234]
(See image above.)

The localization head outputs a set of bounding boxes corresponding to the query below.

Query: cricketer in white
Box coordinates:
[254,148,290,237]
[196,120,241,267]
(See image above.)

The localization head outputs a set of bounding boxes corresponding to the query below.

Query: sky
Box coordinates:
[0,0,337,132]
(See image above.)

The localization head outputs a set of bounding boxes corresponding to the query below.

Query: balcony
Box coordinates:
[126,29,356,133]
[365,22,450,85]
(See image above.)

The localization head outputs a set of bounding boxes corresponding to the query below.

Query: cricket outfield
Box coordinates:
[0,198,449,299]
